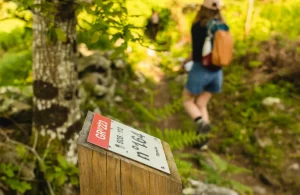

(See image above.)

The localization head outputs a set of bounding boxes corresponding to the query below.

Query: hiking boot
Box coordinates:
[196,122,211,134]
[193,122,211,149]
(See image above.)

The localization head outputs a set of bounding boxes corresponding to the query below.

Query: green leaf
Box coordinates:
[0,164,16,178]
[6,179,31,193]
[16,144,27,158]
[69,166,79,175]
[94,0,103,7]
[4,169,15,178]
[249,60,262,68]
[91,32,100,43]
[103,2,114,11]
[45,171,56,182]
[55,28,67,42]
[229,179,253,195]
[56,174,67,186]
[227,164,251,175]
[70,175,79,185]
[54,166,63,173]
[210,152,228,173]
[57,155,69,170]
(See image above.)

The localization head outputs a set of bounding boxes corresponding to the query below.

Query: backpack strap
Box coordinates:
[207,20,216,39]
[207,19,229,38]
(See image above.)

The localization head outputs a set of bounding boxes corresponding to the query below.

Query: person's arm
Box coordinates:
[192,24,207,62]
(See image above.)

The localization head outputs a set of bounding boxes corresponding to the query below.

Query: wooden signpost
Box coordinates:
[77,111,182,195]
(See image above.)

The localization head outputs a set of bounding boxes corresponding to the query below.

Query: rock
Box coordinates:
[183,187,196,195]
[259,173,281,187]
[94,85,108,97]
[274,128,283,135]
[262,97,281,107]
[114,96,123,102]
[257,137,273,148]
[78,51,111,74]
[60,183,79,195]
[113,59,126,69]
[252,185,267,195]
[184,179,239,195]
[20,162,35,180]
[288,163,299,171]
[0,86,32,124]
[281,167,300,187]
[81,73,102,88]
[78,43,94,56]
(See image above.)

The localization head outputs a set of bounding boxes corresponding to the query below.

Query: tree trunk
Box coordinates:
[244,0,254,39]
[32,0,80,141]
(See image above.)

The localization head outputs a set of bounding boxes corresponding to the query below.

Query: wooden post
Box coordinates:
[77,112,182,195]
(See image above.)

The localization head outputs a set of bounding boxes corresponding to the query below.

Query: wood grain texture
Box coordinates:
[78,145,107,195]
[78,145,92,195]
[130,161,150,195]
[120,160,133,195]
[91,149,107,194]
[106,154,121,195]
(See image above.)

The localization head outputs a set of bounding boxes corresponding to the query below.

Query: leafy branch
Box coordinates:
[0,129,55,195]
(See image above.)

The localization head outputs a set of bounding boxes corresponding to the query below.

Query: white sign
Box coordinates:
[87,113,170,174]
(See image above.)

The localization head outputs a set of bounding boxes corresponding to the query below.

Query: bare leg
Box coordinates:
[182,88,202,119]
[195,91,212,123]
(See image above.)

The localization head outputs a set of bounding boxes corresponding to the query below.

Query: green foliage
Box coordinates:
[175,157,199,184]
[0,163,32,193]
[145,127,210,150]
[44,155,79,188]
[0,27,31,52]
[0,50,32,86]
[200,152,252,195]
[133,98,183,122]
[77,0,139,56]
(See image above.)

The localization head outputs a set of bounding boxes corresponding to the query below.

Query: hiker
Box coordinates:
[145,9,160,40]
[181,0,232,145]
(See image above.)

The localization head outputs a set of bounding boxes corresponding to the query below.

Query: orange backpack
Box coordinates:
[207,20,234,67]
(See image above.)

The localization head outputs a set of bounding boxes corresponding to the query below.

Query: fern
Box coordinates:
[229,180,253,195]
[151,98,183,120]
[134,102,158,121]
[134,98,183,122]
[145,127,211,150]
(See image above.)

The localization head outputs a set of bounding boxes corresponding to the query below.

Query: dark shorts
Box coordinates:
[186,62,223,94]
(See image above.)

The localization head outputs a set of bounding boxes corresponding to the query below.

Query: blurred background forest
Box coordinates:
[0,0,299,194]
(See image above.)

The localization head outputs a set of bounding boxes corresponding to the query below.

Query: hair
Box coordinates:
[193,5,224,27]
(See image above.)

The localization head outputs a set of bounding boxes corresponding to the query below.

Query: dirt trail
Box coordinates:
[153,77,183,130]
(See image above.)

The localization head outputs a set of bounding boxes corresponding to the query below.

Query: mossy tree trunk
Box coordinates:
[32,0,80,141]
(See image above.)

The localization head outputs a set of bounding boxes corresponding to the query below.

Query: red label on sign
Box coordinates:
[87,113,111,149]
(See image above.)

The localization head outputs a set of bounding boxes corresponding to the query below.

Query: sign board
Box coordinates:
[87,113,170,174]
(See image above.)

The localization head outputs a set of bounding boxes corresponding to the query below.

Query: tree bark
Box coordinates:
[32,0,80,141]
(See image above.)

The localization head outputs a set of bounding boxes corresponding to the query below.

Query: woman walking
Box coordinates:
[182,0,230,146]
